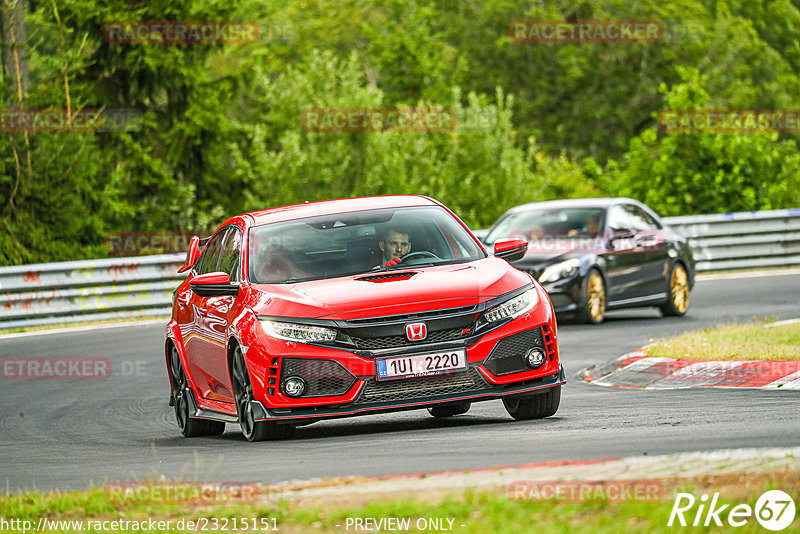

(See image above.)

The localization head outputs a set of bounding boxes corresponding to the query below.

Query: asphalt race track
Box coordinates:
[1,272,799,492]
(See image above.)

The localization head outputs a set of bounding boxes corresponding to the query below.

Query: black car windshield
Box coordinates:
[248,206,485,284]
[485,207,606,245]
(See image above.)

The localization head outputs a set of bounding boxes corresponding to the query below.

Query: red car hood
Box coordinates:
[249,257,531,320]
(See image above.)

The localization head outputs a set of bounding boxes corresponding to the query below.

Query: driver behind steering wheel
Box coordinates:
[379,229,411,267]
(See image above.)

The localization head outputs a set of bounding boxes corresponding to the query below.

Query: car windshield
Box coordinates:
[248,206,485,283]
[484,207,606,245]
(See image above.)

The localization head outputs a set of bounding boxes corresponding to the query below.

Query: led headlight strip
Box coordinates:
[482,287,538,324]
[261,320,337,343]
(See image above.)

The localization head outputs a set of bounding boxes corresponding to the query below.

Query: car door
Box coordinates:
[602,204,640,303]
[198,226,243,403]
[183,228,231,402]
[625,204,670,299]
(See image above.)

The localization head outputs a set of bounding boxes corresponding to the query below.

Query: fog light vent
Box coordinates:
[282,376,306,397]
[525,348,546,369]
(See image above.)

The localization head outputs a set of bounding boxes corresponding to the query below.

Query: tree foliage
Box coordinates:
[1,0,799,264]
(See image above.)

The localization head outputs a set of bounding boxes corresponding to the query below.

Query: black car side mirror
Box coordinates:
[190,271,239,297]
[494,238,528,262]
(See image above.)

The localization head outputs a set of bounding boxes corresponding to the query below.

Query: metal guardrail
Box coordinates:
[663,208,800,271]
[0,254,184,329]
[0,207,798,330]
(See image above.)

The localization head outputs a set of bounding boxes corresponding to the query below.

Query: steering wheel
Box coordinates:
[400,250,440,262]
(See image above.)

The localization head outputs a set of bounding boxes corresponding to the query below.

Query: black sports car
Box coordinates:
[482,198,695,323]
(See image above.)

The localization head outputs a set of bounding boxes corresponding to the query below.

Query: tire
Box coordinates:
[575,268,606,324]
[660,262,690,317]
[169,346,225,437]
[230,345,295,442]
[502,386,561,420]
[428,402,471,418]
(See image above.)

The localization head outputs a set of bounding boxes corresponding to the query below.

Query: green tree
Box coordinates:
[612,68,800,216]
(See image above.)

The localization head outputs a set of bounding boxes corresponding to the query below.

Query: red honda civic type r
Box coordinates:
[165,196,564,441]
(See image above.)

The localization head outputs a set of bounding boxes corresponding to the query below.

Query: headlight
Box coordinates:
[482,288,538,324]
[260,320,337,343]
[539,258,580,283]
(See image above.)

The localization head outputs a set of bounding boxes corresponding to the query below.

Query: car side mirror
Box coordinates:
[494,238,528,262]
[190,271,239,297]
[178,235,202,273]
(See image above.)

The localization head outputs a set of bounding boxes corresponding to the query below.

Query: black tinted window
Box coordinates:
[193,230,227,275]
[219,228,242,281]
[625,205,660,231]
[248,206,485,284]
[607,205,630,231]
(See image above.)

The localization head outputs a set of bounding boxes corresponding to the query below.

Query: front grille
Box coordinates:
[351,327,465,350]
[280,358,356,397]
[483,328,544,376]
[346,305,476,325]
[357,368,488,404]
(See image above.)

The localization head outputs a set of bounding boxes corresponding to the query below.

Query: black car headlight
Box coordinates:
[481,288,539,324]
[260,320,337,343]
[539,258,580,283]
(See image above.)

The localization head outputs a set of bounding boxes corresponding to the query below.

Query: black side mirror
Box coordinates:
[190,271,239,297]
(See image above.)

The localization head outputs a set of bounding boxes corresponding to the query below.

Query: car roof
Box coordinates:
[504,197,640,213]
[239,195,439,227]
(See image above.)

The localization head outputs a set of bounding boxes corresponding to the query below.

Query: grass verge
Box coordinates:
[1,471,797,533]
[646,321,800,361]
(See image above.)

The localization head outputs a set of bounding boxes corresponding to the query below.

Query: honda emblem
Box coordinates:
[405,322,427,341]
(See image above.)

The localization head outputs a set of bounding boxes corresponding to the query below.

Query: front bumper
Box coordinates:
[250,363,566,422]
[541,277,582,314]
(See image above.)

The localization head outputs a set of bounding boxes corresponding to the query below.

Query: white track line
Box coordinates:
[0,319,166,339]
[697,268,800,281]
[764,318,800,328]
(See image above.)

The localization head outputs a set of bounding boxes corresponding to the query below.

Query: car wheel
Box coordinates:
[427,402,471,418]
[231,346,294,442]
[576,268,606,324]
[502,386,561,420]
[660,262,690,316]
[169,346,225,437]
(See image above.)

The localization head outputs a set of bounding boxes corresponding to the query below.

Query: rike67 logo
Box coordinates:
[669,490,796,530]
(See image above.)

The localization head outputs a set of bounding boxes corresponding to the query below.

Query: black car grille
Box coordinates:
[357,368,488,404]
[346,305,476,325]
[280,358,356,397]
[350,327,465,350]
[483,328,545,376]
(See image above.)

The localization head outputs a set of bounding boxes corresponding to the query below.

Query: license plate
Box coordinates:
[375,349,467,381]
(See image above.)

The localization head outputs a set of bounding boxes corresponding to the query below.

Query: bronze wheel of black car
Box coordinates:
[428,402,471,418]
[502,386,561,420]
[169,346,225,437]
[576,268,606,324]
[231,346,294,442]
[660,262,690,317]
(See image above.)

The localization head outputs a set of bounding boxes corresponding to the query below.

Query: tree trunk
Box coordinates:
[1,0,30,94]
